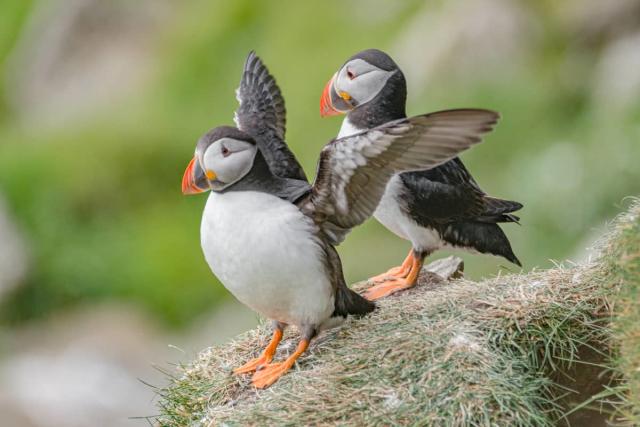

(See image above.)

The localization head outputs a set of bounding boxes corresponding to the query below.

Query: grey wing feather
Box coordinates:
[305,109,500,244]
[234,51,307,181]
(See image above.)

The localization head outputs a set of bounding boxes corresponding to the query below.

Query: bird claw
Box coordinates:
[251,362,292,388]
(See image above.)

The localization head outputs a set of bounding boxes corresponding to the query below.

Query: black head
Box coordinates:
[320,48,407,127]
[347,49,399,72]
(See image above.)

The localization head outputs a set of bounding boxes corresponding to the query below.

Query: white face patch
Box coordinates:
[334,58,395,107]
[201,138,257,190]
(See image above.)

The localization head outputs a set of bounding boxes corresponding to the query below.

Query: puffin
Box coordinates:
[182,52,499,388]
[320,49,523,301]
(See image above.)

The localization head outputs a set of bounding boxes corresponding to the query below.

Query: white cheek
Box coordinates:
[216,149,256,184]
[203,146,222,172]
[347,70,394,105]
[215,158,238,183]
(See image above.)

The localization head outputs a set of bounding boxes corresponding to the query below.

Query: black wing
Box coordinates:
[304,109,499,244]
[400,158,522,224]
[234,51,307,181]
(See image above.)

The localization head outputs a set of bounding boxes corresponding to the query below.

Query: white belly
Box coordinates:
[373,175,444,253]
[200,191,334,327]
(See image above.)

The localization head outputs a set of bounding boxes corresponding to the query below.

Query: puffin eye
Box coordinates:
[221,145,231,157]
[346,68,355,80]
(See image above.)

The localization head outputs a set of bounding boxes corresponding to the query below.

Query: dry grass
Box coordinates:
[153,200,640,426]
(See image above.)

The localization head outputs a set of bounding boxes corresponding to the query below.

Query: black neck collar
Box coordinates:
[346,70,407,128]
[221,151,310,202]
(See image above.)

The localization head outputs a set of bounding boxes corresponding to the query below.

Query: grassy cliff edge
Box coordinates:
[155,200,640,426]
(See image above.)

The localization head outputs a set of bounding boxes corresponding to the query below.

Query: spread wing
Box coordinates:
[304,109,499,244]
[234,51,307,181]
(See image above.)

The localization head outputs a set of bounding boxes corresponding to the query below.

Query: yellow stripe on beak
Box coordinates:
[339,91,351,101]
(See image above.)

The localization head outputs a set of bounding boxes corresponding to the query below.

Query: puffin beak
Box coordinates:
[181,156,208,195]
[320,74,343,117]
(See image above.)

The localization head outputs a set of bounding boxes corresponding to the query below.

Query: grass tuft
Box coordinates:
[604,198,640,424]
[155,200,640,426]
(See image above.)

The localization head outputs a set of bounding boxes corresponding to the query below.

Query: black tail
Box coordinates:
[442,221,522,267]
[324,244,376,318]
[333,284,376,318]
[478,197,523,224]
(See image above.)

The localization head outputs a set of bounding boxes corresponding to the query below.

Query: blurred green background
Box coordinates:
[0,0,638,331]
[1,1,640,424]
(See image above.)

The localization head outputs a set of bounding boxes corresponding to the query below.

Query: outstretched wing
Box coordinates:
[304,109,499,244]
[234,51,307,181]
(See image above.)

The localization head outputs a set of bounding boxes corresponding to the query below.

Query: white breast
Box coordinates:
[200,191,334,327]
[373,175,444,253]
[337,117,363,138]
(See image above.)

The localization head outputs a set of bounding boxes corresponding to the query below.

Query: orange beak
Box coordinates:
[320,74,341,117]
[181,157,206,195]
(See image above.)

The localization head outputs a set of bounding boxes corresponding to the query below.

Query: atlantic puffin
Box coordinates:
[320,49,522,301]
[182,52,499,388]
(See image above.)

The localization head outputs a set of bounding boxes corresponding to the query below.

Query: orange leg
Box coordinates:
[367,249,414,284]
[234,328,283,375]
[363,253,423,301]
[251,338,309,389]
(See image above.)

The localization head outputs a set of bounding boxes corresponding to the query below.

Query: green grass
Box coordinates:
[605,201,640,423]
[153,201,640,426]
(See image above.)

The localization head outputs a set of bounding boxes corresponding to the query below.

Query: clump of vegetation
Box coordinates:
[605,202,640,424]
[154,201,639,426]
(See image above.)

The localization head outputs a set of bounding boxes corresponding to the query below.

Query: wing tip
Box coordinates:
[243,50,268,77]
[244,50,256,69]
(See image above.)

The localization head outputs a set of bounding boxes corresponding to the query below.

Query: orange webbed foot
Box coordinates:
[364,253,423,301]
[251,339,309,389]
[363,277,416,300]
[252,361,293,388]
[234,355,273,375]
[366,250,414,284]
[233,328,283,375]
[367,265,409,284]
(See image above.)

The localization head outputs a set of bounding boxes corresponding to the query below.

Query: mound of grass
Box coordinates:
[605,202,640,423]
[155,200,639,426]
